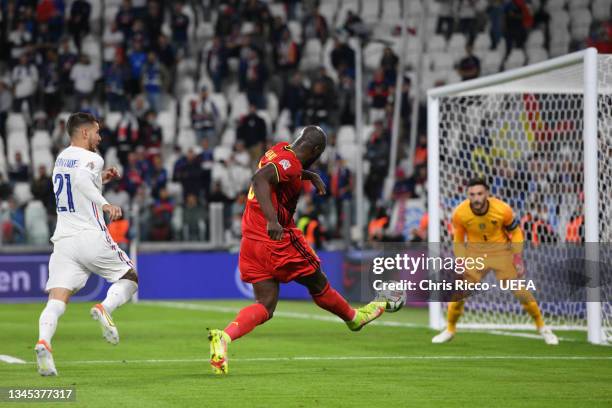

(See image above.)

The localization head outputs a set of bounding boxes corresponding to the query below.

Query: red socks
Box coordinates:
[224,303,270,341]
[312,283,356,321]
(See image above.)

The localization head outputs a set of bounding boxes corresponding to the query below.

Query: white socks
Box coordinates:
[101,279,138,314]
[38,299,66,345]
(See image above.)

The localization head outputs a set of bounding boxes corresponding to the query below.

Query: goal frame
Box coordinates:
[426,48,604,345]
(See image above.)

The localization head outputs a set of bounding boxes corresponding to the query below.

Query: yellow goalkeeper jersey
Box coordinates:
[452,197,521,244]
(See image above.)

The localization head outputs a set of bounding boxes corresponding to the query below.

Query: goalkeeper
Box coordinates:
[432,178,559,345]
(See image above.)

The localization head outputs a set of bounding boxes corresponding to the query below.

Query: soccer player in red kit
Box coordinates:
[207,126,389,374]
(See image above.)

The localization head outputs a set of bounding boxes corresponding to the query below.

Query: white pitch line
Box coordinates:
[0,355,27,364]
[138,301,584,343]
[11,355,612,366]
[138,301,426,328]
[488,330,578,343]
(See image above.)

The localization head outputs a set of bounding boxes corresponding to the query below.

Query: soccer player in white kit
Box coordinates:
[35,112,139,376]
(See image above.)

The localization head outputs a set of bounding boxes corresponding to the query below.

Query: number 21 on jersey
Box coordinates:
[54,173,75,212]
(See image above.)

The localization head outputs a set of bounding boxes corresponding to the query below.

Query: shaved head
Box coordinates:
[291,125,327,168]
[294,125,327,150]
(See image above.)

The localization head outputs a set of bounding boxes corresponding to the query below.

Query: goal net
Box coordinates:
[427,49,612,344]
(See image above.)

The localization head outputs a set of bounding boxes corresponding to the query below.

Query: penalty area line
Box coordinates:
[13,355,612,366]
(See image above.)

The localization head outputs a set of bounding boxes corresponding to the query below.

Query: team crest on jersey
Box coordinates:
[491,220,498,225]
[279,159,291,170]
[86,161,95,170]
[265,150,277,160]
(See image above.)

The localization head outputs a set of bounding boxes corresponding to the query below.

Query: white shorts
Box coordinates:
[47,230,135,293]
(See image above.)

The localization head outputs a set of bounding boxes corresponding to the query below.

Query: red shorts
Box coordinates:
[239,228,321,284]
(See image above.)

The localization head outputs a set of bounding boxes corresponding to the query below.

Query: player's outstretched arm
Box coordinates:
[301,170,326,195]
[101,167,121,184]
[252,164,283,240]
[74,169,121,221]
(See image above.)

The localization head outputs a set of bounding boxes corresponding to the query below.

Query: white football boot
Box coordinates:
[90,304,119,345]
[539,327,559,345]
[432,329,455,344]
[35,340,58,376]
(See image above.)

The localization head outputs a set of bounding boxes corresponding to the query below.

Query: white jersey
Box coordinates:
[51,146,110,243]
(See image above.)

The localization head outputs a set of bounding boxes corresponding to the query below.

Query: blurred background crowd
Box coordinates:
[0,0,608,247]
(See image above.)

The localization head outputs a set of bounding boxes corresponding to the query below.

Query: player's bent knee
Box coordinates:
[120,269,139,284]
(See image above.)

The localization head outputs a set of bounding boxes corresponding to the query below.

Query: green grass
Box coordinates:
[1,300,611,408]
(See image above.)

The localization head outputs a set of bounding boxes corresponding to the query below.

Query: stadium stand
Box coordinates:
[0,0,610,245]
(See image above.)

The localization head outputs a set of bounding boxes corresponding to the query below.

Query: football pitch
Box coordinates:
[1,300,611,408]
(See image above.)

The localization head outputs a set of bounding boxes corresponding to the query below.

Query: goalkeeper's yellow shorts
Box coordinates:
[462,252,518,283]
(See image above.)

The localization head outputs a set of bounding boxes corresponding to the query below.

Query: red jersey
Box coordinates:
[242,142,303,241]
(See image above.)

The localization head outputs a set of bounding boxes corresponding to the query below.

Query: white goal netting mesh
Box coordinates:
[436,55,612,337]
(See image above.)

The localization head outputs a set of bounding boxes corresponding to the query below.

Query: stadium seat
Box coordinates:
[176,76,196,100]
[213,146,232,162]
[527,47,549,64]
[209,93,228,123]
[446,70,462,84]
[158,111,177,145]
[6,113,26,133]
[318,0,338,26]
[570,9,592,40]
[274,126,292,143]
[7,134,30,165]
[321,39,340,84]
[568,0,590,11]
[545,0,567,12]
[447,33,467,60]
[550,10,570,28]
[32,148,54,172]
[482,51,503,75]
[105,112,122,131]
[472,33,490,54]
[31,130,51,150]
[526,30,545,49]
[104,147,121,169]
[335,0,359,29]
[257,110,272,136]
[337,126,356,146]
[504,49,526,70]
[180,92,199,128]
[424,15,438,37]
[381,0,401,22]
[25,200,49,245]
[230,93,249,123]
[288,21,302,43]
[406,0,424,17]
[196,23,214,41]
[267,92,279,122]
[13,182,33,206]
[427,34,446,53]
[177,129,197,149]
[166,181,184,204]
[276,109,291,131]
[300,39,323,71]
[361,125,374,145]
[363,42,385,71]
[337,143,360,171]
[361,0,379,23]
[221,127,236,147]
[430,52,455,72]
[593,0,612,20]
[269,2,287,20]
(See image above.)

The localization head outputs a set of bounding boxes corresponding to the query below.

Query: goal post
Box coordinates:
[426,48,611,344]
